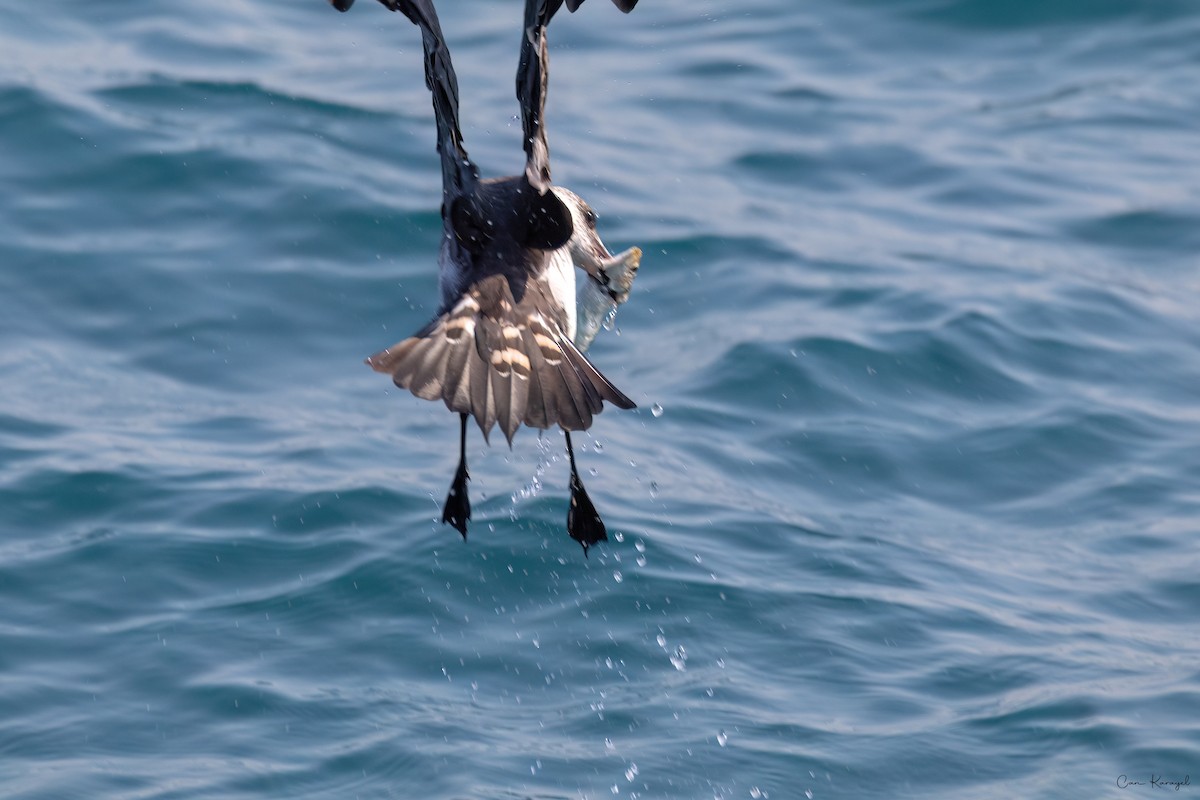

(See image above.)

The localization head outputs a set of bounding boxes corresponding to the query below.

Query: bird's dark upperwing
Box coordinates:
[517,1,561,193]
[507,0,574,250]
[515,0,639,192]
[326,0,637,204]
[390,0,480,201]
[330,0,478,202]
[329,0,567,249]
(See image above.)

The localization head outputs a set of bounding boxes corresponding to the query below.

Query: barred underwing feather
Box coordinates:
[492,356,514,443]
[560,335,635,410]
[367,280,634,439]
[409,335,449,400]
[467,334,496,440]
[520,326,550,430]
[441,325,473,412]
[552,347,594,431]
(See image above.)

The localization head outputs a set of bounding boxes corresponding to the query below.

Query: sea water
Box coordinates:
[2,1,1199,797]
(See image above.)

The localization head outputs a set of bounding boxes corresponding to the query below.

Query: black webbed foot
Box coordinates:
[568,470,607,556]
[442,413,471,538]
[564,431,608,556]
[442,459,470,538]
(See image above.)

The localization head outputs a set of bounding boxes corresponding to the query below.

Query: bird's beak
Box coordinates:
[568,232,614,275]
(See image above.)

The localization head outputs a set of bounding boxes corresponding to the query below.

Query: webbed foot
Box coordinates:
[442,413,471,538]
[564,431,608,556]
[442,459,470,538]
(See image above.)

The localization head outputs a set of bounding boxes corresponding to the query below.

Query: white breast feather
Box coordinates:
[540,247,577,341]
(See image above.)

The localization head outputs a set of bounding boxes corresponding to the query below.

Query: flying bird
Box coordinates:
[327,0,641,553]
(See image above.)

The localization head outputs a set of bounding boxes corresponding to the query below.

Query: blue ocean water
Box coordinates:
[3,0,1200,797]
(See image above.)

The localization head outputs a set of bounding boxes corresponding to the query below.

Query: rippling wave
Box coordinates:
[3,0,1199,797]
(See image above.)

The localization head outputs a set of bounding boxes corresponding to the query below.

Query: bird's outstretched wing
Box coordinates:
[516,1,559,193]
[515,0,638,191]
[330,0,478,202]
[327,0,638,198]
[393,0,480,201]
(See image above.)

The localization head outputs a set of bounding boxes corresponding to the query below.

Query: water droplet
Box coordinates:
[656,634,667,649]
[594,441,604,452]
[625,763,638,782]
[636,554,647,567]
[635,540,646,553]
[805,791,814,799]
[649,481,658,498]
[716,730,728,747]
[612,570,623,583]
[605,737,615,752]
[670,645,688,671]
[651,402,664,418]
[751,788,762,799]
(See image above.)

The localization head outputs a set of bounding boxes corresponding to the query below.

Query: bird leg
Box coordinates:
[564,431,607,556]
[443,412,471,538]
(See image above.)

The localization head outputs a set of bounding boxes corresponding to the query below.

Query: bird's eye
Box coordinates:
[583,207,598,227]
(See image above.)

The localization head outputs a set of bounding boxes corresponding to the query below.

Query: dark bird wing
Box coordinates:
[333,0,479,202]
[515,0,638,190]
[328,0,637,198]
[517,1,560,193]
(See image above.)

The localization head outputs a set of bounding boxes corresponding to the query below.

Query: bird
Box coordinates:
[325,0,642,553]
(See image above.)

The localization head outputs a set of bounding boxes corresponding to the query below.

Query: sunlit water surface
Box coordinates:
[3,1,1200,798]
